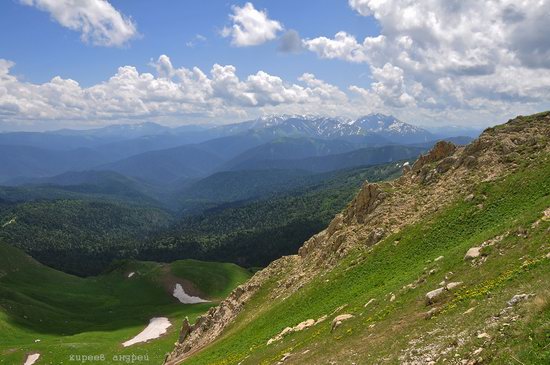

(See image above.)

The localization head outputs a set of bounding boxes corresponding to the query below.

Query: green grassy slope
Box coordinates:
[0,243,251,364]
[181,139,550,364]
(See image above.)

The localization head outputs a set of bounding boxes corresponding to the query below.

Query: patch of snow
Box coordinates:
[127,272,135,278]
[403,161,410,166]
[24,353,40,365]
[122,317,171,347]
[173,284,209,304]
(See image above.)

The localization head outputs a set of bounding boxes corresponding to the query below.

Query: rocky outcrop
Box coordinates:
[412,141,457,172]
[343,182,386,224]
[406,141,459,184]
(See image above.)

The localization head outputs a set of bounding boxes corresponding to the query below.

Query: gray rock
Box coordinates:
[426,287,445,304]
[446,282,463,291]
[507,293,534,306]
[464,247,481,260]
[331,314,354,331]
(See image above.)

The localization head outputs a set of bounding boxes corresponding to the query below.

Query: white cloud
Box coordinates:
[2,53,547,131]
[303,31,369,63]
[0,56,370,130]
[303,0,550,116]
[20,0,138,47]
[186,34,207,48]
[222,2,283,47]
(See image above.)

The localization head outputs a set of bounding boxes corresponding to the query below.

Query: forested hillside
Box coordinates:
[146,162,406,267]
[0,200,172,275]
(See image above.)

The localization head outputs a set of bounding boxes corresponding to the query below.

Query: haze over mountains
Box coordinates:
[0,114,475,190]
[0,112,476,275]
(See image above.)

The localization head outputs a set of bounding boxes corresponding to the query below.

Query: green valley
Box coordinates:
[0,242,251,364]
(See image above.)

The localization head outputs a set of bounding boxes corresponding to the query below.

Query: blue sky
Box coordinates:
[0,0,549,131]
[0,1,378,88]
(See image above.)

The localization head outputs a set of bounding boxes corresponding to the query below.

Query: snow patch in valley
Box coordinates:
[173,284,209,304]
[122,317,171,347]
[24,353,40,365]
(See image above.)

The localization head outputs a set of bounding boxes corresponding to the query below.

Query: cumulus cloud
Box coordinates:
[20,0,138,47]
[304,0,550,114]
[222,2,283,47]
[303,31,369,63]
[0,56,371,129]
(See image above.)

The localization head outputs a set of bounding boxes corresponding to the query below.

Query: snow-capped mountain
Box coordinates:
[218,113,433,145]
[352,114,434,143]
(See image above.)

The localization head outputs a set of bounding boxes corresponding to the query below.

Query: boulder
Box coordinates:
[331,314,354,332]
[436,156,457,173]
[445,282,463,291]
[507,293,534,307]
[464,194,475,202]
[425,287,445,304]
[464,247,482,260]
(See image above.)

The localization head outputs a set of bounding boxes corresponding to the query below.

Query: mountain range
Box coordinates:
[0,114,470,209]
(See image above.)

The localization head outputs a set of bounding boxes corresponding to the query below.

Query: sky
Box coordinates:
[0,0,549,131]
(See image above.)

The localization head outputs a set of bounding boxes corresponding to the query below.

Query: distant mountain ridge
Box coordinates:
[0,113,465,187]
[214,113,433,143]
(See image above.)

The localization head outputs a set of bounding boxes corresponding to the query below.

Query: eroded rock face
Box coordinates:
[344,182,386,224]
[412,141,457,172]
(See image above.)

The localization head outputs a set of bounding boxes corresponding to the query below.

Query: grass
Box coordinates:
[182,156,550,364]
[0,244,251,364]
